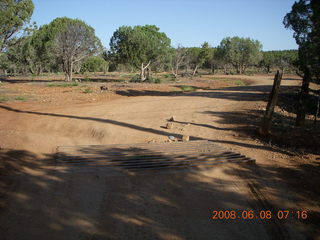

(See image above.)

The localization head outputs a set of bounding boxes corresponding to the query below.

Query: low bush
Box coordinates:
[14,96,26,101]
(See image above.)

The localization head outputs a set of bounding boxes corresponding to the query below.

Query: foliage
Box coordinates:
[47,82,79,87]
[0,0,34,52]
[217,37,262,74]
[284,0,320,126]
[284,0,320,79]
[54,18,103,81]
[14,96,26,101]
[0,96,9,102]
[198,42,212,67]
[109,25,171,80]
[81,56,108,73]
[260,50,298,73]
[179,85,197,92]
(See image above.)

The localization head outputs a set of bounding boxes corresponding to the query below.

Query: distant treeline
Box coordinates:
[0,26,298,78]
[0,0,298,81]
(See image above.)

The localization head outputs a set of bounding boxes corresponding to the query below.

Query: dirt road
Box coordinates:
[0,75,319,239]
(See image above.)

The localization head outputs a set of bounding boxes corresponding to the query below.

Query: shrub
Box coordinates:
[154,78,162,84]
[179,85,197,92]
[48,82,79,87]
[0,96,8,102]
[130,75,141,82]
[14,96,26,101]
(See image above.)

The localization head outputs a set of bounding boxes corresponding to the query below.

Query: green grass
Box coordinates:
[0,96,9,102]
[209,77,246,86]
[14,96,27,101]
[179,85,197,92]
[233,79,246,86]
[81,87,93,94]
[47,82,79,87]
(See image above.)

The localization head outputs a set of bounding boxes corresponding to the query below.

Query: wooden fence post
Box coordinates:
[259,70,283,136]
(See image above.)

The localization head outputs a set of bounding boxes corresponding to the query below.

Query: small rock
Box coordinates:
[166,122,174,129]
[168,116,176,121]
[100,86,108,91]
[168,136,175,141]
[182,135,190,142]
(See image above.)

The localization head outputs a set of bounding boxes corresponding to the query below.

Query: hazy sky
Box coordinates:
[31,0,298,51]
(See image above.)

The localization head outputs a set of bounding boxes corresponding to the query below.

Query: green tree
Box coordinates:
[213,47,229,74]
[28,18,72,75]
[54,19,103,81]
[217,37,262,74]
[109,25,171,81]
[25,17,102,80]
[260,50,298,73]
[0,0,34,52]
[185,42,212,76]
[284,0,320,126]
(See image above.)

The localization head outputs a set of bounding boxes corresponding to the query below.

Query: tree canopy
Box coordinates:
[54,18,103,81]
[217,37,262,74]
[109,25,171,80]
[0,0,34,52]
[284,0,320,126]
[260,50,298,73]
[284,0,320,79]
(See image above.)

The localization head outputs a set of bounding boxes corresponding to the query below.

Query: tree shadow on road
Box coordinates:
[115,85,299,103]
[223,160,320,239]
[0,146,308,240]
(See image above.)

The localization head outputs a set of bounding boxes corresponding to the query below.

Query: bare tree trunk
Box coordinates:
[69,61,73,81]
[314,89,320,126]
[171,66,178,78]
[192,65,198,77]
[140,60,151,81]
[65,60,73,81]
[140,63,146,81]
[242,65,247,74]
[296,67,311,126]
[259,70,283,136]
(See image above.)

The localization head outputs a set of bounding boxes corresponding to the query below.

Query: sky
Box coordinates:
[30,0,298,51]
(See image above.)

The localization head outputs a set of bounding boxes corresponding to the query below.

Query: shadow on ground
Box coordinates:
[1,146,319,239]
[115,85,298,102]
[225,161,320,239]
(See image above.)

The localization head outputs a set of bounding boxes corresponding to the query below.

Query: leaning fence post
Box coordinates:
[259,70,283,136]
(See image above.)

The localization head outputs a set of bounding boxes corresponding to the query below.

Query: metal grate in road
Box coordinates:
[56,140,255,173]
